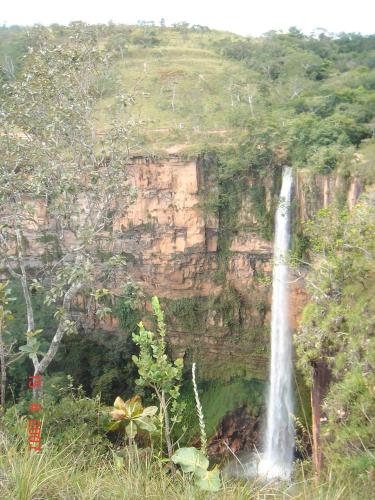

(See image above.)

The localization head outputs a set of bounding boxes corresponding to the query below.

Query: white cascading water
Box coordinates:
[258,166,294,481]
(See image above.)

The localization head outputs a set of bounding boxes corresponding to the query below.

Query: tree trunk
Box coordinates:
[311,360,331,477]
[15,228,39,373]
[36,282,83,375]
[14,227,83,396]
[161,390,173,459]
[15,229,35,334]
[31,282,82,400]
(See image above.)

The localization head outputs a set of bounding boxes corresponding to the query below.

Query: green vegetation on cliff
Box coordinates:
[296,189,375,479]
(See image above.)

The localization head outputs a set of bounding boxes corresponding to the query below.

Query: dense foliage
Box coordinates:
[296,190,375,478]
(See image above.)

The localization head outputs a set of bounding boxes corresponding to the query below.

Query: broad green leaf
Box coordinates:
[171,447,209,473]
[19,345,33,353]
[141,405,158,417]
[135,416,157,432]
[32,341,41,352]
[23,339,40,354]
[106,420,122,432]
[195,467,221,492]
[113,396,127,411]
[124,395,143,417]
[125,421,138,439]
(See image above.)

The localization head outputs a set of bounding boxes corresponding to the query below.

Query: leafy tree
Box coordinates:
[296,191,375,477]
[0,25,136,380]
[132,296,184,458]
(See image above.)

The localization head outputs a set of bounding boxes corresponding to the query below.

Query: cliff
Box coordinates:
[102,156,363,379]
[11,154,363,380]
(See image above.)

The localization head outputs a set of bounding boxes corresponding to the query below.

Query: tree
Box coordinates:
[295,191,375,477]
[0,281,24,412]
[0,25,136,380]
[132,296,184,459]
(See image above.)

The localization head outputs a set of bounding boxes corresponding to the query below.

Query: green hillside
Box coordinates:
[3,23,373,161]
[95,27,258,153]
[97,25,375,163]
[97,26,375,161]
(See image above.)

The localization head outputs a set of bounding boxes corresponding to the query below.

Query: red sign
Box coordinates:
[27,375,43,452]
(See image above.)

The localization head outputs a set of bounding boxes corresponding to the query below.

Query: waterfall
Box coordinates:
[259,166,294,481]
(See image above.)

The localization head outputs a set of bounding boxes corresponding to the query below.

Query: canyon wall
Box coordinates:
[100,157,362,379]
[12,155,363,380]
[108,157,276,378]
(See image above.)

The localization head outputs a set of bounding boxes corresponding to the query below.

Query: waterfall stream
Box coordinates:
[259,166,294,481]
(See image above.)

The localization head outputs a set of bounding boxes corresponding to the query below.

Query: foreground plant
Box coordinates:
[108,395,157,443]
[132,296,184,458]
[192,362,208,454]
[171,362,221,492]
[172,447,221,492]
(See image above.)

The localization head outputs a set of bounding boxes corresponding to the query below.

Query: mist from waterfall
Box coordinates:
[259,166,294,481]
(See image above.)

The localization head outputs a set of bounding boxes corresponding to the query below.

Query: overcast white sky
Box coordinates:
[1,0,374,36]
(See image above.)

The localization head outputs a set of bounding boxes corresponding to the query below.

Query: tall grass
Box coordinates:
[0,431,373,499]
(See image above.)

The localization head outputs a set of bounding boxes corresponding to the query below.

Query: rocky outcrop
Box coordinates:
[106,157,277,377]
[111,157,220,297]
[295,170,362,221]
[208,405,262,457]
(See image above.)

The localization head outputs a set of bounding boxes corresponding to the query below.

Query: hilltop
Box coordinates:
[2,23,375,161]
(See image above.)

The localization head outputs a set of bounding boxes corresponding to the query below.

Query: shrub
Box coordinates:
[4,383,112,456]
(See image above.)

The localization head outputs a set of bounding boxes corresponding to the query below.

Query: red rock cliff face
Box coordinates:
[110,159,363,378]
[107,158,307,379]
[12,157,362,379]
[101,157,273,377]
[112,157,220,298]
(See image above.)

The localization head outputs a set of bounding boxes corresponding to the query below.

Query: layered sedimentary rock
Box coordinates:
[112,157,219,297]
[295,170,362,221]
[10,155,363,379]
[107,157,274,377]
